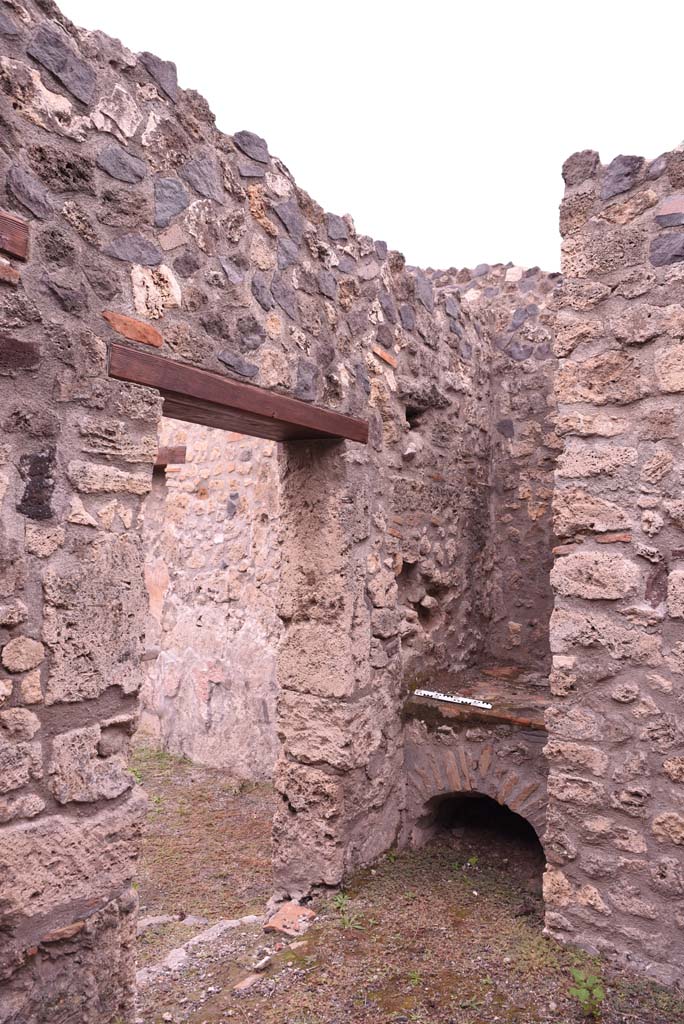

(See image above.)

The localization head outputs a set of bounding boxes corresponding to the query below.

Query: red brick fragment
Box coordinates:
[595,531,632,544]
[481,665,521,680]
[0,262,20,286]
[41,920,85,943]
[264,900,316,937]
[0,209,29,261]
[372,345,398,368]
[102,310,163,348]
[553,543,580,556]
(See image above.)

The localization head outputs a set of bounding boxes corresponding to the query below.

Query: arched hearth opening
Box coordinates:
[420,790,545,896]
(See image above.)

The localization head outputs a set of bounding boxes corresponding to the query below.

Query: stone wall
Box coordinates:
[0,1,491,1017]
[389,277,492,683]
[544,149,684,985]
[1,0,682,1014]
[138,419,280,779]
[432,263,560,673]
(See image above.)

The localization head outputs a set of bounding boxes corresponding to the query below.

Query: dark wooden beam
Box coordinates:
[155,445,187,467]
[108,343,368,444]
[0,210,29,261]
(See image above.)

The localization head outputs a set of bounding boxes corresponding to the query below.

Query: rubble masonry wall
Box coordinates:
[544,149,684,986]
[0,0,492,1017]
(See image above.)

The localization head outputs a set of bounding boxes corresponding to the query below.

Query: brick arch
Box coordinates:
[401,719,549,849]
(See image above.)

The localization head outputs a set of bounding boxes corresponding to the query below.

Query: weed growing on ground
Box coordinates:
[331,891,350,912]
[568,967,606,1019]
[338,910,364,931]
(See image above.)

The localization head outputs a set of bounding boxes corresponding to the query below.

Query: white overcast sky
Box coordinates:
[59,0,683,273]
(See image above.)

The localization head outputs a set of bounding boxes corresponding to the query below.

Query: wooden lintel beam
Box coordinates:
[108,343,369,444]
[155,445,187,467]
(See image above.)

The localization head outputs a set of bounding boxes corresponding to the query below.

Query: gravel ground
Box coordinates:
[133,749,684,1024]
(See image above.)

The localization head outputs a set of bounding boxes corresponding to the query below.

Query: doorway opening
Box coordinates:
[106,348,368,985]
[137,418,281,779]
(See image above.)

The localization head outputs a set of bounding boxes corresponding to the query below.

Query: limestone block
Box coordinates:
[553,488,630,536]
[25,523,65,557]
[652,812,684,845]
[609,881,657,920]
[655,344,684,393]
[543,739,609,777]
[551,551,640,600]
[0,678,11,705]
[650,857,684,896]
[0,792,45,824]
[1,636,44,673]
[561,278,611,310]
[0,708,40,741]
[638,407,679,441]
[250,234,276,271]
[49,724,131,804]
[19,669,42,705]
[555,350,645,406]
[67,460,151,494]
[557,445,638,479]
[641,509,663,536]
[599,189,657,226]
[611,304,684,345]
[556,412,628,438]
[548,771,605,807]
[550,608,662,665]
[561,227,646,278]
[0,731,41,794]
[553,315,601,357]
[662,756,684,782]
[582,816,648,854]
[577,885,611,915]
[0,57,90,141]
[273,760,345,891]
[279,621,361,699]
[42,535,146,704]
[67,495,98,527]
[92,84,141,140]
[278,690,387,771]
[131,264,181,319]
[78,419,157,464]
[97,499,133,530]
[543,868,574,907]
[559,186,598,237]
[665,498,684,528]
[610,680,640,703]
[640,449,673,485]
[0,791,146,919]
[667,570,684,618]
[0,600,27,628]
